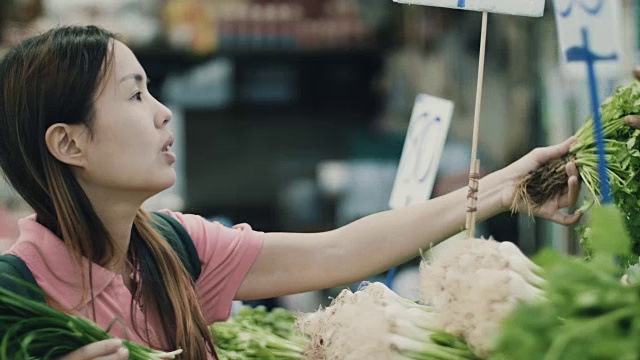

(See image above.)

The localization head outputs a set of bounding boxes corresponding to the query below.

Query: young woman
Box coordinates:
[0,26,583,360]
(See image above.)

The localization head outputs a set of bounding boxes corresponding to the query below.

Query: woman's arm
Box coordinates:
[236,138,581,300]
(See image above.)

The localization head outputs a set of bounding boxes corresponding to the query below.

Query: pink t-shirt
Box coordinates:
[2,210,264,359]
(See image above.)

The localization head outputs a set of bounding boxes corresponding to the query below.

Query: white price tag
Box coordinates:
[393,0,545,17]
[553,0,623,80]
[389,94,454,209]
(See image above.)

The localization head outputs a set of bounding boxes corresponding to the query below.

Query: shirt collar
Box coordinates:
[5,214,118,307]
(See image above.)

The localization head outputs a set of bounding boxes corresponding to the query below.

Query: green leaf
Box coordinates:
[627,137,636,149]
[589,205,631,257]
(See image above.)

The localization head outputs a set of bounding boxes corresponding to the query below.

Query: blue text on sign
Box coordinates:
[559,0,603,17]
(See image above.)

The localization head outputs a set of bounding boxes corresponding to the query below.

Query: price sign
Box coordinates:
[389,94,454,209]
[392,0,545,241]
[552,0,624,203]
[393,0,545,17]
[553,0,623,80]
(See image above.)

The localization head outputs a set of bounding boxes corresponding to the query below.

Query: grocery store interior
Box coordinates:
[1,0,638,312]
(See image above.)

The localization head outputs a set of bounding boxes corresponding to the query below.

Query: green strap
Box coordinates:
[151,212,202,282]
[0,254,46,303]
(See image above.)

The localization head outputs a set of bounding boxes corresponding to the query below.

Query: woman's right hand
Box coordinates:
[58,339,129,360]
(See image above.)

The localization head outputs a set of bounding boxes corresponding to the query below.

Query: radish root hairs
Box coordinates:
[420,238,544,357]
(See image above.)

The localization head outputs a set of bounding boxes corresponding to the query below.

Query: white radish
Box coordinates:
[507,254,546,288]
[507,270,545,301]
[497,241,542,273]
[420,238,546,357]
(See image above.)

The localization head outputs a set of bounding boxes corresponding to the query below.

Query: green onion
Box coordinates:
[298,282,479,360]
[0,275,182,360]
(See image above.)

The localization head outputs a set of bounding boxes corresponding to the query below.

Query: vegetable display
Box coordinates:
[492,205,640,360]
[512,82,640,265]
[3,209,639,360]
[211,305,307,360]
[297,282,478,360]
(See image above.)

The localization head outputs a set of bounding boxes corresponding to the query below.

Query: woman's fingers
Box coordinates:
[565,161,579,178]
[61,339,124,360]
[558,175,580,209]
[94,348,129,360]
[625,115,640,129]
[532,137,575,165]
[539,161,581,225]
[559,162,580,208]
[549,209,582,225]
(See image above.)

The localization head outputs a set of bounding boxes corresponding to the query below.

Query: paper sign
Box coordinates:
[389,94,454,209]
[553,0,623,79]
[393,0,545,17]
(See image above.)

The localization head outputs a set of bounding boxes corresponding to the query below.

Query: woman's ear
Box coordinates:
[44,124,87,167]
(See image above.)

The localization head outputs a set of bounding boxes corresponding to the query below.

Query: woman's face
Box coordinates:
[75,40,176,199]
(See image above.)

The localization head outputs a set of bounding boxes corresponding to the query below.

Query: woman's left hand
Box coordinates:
[498,137,582,225]
[625,115,640,129]
[624,68,640,129]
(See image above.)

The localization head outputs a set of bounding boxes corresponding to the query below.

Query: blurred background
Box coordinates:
[0,0,638,310]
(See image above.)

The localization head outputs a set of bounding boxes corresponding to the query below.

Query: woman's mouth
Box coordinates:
[162,136,176,163]
[162,149,177,163]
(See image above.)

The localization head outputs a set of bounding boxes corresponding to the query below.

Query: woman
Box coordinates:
[0,26,583,360]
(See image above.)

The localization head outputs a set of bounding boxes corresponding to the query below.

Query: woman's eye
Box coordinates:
[132,92,142,101]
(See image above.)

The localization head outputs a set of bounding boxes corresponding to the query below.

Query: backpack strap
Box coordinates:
[0,254,46,303]
[151,212,202,282]
[0,213,201,303]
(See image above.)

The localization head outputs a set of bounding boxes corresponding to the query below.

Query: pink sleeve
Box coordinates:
[159,210,264,323]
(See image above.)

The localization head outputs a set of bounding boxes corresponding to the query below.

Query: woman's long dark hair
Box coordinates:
[0,26,215,358]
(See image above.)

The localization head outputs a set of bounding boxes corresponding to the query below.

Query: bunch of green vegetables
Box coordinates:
[0,277,182,360]
[491,205,640,360]
[210,306,308,360]
[513,81,640,265]
[577,82,640,264]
